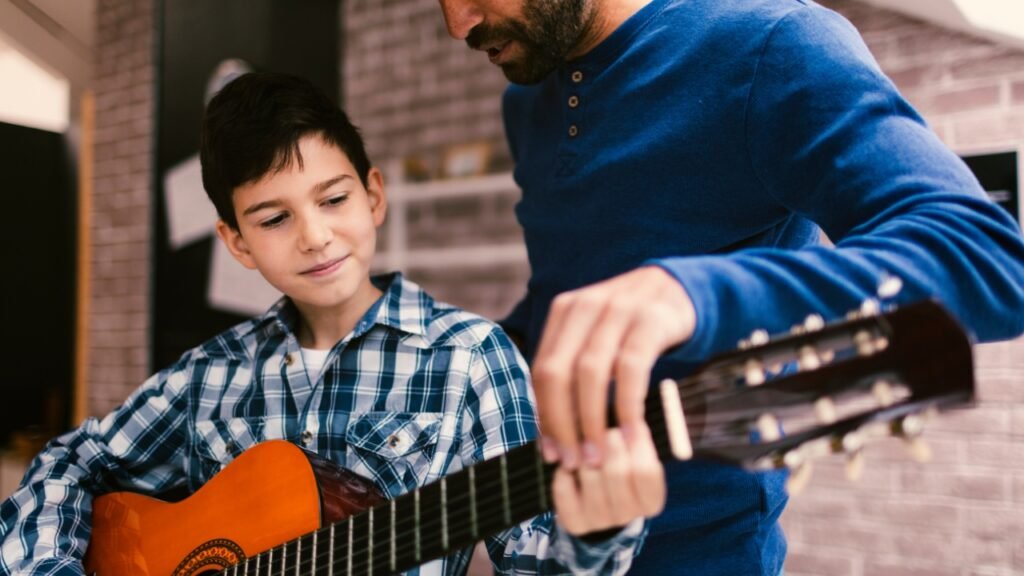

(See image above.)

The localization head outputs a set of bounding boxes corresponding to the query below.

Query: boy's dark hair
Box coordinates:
[200,72,372,230]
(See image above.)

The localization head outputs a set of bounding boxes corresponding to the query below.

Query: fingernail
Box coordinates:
[560,446,580,470]
[540,438,559,463]
[582,442,602,467]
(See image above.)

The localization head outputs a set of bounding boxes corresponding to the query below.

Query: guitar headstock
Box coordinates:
[658,300,974,493]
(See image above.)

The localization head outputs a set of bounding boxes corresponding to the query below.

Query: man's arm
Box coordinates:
[529,5,1024,469]
[0,362,193,575]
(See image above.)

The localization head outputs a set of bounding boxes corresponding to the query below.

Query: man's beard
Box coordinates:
[466,0,592,85]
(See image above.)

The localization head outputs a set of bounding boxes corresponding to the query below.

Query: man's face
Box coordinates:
[444,0,592,84]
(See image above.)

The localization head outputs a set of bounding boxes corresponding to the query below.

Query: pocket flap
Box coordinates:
[347,412,443,460]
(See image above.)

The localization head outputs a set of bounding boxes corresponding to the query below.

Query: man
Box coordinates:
[437,0,1024,573]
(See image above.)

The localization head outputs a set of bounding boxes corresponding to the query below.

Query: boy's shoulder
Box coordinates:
[383,274,511,353]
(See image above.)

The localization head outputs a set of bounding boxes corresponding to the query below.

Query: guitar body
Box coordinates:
[84,440,385,575]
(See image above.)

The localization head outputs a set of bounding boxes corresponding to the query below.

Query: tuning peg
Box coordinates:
[877,274,903,299]
[872,380,895,407]
[783,452,813,495]
[860,298,881,317]
[891,414,932,463]
[845,451,866,481]
[744,358,766,386]
[803,314,825,331]
[904,437,933,463]
[814,397,837,424]
[738,328,769,350]
[854,330,875,356]
[798,345,821,370]
[757,413,781,442]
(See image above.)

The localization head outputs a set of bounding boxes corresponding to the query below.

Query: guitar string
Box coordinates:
[226,353,891,574]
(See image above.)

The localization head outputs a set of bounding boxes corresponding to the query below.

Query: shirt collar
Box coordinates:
[244,271,432,345]
[564,0,670,72]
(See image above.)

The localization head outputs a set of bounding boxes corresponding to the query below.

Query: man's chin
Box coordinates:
[499,61,554,85]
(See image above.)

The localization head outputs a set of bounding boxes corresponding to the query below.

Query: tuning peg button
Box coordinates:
[757,413,781,442]
[784,453,813,495]
[744,359,766,386]
[845,451,866,481]
[905,437,932,463]
[814,397,837,424]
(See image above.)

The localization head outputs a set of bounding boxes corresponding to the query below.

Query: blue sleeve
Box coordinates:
[653,5,1024,361]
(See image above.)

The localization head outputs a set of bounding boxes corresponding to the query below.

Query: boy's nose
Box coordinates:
[299,216,332,252]
[438,0,484,40]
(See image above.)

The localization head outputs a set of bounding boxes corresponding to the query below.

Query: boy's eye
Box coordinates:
[259,213,288,229]
[323,194,348,207]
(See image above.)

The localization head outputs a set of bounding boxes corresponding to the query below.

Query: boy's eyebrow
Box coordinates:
[241,174,354,216]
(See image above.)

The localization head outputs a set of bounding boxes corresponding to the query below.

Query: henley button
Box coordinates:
[568,95,579,108]
[571,70,584,83]
[300,430,313,445]
[568,124,579,137]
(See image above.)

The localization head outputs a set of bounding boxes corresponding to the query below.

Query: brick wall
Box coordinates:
[89,0,154,416]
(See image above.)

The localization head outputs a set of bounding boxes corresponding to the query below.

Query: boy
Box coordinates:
[0,72,665,575]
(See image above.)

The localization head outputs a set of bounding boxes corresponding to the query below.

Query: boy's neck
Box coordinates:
[293,280,384,350]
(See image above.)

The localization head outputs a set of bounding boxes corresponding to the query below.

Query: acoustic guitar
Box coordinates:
[84,300,974,575]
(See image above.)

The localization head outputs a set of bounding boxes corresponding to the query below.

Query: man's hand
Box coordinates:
[533,266,696,468]
[552,424,666,535]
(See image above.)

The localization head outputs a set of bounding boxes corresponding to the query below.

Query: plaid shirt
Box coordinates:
[0,274,642,575]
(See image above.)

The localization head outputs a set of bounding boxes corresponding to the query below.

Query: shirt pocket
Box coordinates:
[194,416,266,474]
[345,412,443,494]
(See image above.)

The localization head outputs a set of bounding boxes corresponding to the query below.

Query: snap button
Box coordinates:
[225,440,237,453]
[284,353,294,366]
[300,430,313,445]
[568,95,579,108]
[387,434,401,448]
[571,70,584,83]
[568,124,579,137]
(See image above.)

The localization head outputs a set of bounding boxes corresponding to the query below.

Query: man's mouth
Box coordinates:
[486,41,511,64]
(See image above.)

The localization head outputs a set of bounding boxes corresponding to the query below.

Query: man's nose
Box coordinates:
[438,0,484,40]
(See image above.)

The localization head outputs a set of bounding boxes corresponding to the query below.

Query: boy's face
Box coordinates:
[216,135,386,317]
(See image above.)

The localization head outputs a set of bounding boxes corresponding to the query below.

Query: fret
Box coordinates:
[414,488,421,563]
[389,499,396,572]
[441,477,449,551]
[535,442,548,510]
[328,523,335,576]
[368,507,374,576]
[295,536,302,576]
[268,547,275,574]
[499,453,511,525]
[347,516,353,576]
[468,466,478,538]
[255,552,261,575]
[282,542,288,574]
[312,530,318,575]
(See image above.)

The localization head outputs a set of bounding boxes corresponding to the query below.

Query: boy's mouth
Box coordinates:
[301,256,346,276]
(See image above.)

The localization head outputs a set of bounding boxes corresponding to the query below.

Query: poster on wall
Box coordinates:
[155,0,339,368]
[961,150,1021,226]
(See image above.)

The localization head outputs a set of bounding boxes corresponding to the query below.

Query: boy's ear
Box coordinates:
[366,167,387,227]
[215,220,258,270]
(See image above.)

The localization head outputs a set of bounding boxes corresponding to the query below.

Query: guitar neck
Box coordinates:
[229,392,680,576]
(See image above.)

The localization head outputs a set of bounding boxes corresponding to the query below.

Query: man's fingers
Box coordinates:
[574,302,634,465]
[533,291,603,467]
[613,318,660,430]
[552,467,587,534]
[598,429,639,526]
[624,422,667,517]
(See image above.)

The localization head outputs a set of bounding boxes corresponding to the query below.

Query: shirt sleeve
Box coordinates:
[459,326,645,575]
[0,358,195,575]
[652,5,1024,362]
